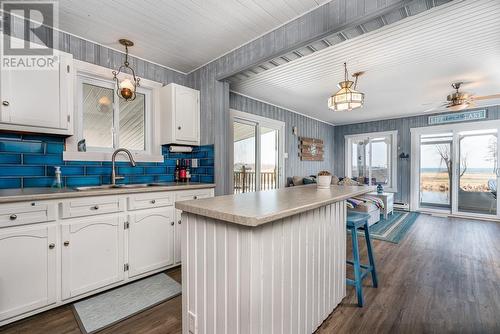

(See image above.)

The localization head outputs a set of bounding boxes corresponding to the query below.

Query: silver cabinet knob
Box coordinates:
[2,101,9,106]
[49,243,55,249]
[9,214,17,220]
[64,241,70,246]
[151,199,156,204]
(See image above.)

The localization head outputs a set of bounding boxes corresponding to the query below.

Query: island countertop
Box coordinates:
[175,184,375,227]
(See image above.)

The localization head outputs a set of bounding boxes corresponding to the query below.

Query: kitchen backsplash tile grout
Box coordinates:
[0,133,214,189]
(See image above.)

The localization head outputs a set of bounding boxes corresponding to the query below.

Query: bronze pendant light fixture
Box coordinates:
[113,39,141,101]
[328,62,365,111]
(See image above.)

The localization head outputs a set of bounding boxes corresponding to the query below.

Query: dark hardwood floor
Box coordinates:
[1,214,499,334]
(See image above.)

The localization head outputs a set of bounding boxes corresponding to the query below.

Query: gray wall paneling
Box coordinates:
[230,93,335,179]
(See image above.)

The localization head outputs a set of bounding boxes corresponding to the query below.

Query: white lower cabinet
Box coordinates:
[61,215,125,300]
[0,224,57,322]
[128,207,175,277]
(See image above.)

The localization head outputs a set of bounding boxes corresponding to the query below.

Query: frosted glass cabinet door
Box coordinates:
[0,224,57,322]
[61,216,125,300]
[0,52,73,132]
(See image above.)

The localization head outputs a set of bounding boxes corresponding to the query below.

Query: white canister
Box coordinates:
[317,175,332,189]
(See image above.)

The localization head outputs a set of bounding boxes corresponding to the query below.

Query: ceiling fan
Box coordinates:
[424,82,500,112]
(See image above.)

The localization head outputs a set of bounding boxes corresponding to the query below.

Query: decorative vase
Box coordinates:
[317,175,332,189]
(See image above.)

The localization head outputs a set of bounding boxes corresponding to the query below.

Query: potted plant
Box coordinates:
[317,171,332,189]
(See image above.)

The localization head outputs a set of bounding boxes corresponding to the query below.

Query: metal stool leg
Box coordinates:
[351,226,364,307]
[363,221,378,288]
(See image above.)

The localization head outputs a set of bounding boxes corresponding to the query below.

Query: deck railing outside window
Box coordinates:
[233,167,277,193]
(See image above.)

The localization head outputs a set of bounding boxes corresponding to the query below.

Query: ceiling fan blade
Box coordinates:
[472,94,500,101]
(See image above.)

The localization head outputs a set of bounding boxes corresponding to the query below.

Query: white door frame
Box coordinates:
[229,109,286,192]
[410,119,500,220]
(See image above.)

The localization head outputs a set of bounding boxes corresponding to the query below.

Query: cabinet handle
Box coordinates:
[49,243,55,249]
[64,241,70,246]
[9,214,17,220]
[151,199,156,204]
[193,196,198,200]
[171,221,175,226]
[92,205,99,210]
[177,126,181,130]
[178,220,181,224]
[2,101,9,106]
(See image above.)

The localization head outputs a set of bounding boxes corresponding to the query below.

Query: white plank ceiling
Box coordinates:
[57,0,327,73]
[232,0,500,125]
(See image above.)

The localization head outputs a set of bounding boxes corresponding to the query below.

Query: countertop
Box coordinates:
[0,182,215,204]
[175,184,375,227]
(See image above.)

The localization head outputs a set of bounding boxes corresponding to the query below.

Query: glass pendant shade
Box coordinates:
[112,39,140,102]
[328,63,365,111]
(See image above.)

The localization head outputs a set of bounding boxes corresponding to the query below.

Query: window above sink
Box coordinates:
[64,60,163,163]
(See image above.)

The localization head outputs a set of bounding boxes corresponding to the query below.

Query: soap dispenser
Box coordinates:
[52,166,63,189]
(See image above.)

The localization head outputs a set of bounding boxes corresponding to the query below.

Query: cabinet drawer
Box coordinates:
[128,192,174,210]
[0,202,56,228]
[61,196,124,219]
[175,188,214,202]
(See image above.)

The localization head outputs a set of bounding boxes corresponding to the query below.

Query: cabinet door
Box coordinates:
[174,85,199,143]
[61,215,125,300]
[0,224,57,322]
[128,207,175,277]
[174,209,182,264]
[0,52,72,131]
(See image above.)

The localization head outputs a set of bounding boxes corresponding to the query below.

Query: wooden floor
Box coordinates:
[1,214,499,334]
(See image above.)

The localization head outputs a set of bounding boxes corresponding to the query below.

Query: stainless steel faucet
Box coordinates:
[111,148,136,185]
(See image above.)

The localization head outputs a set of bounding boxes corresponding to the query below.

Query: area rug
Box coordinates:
[73,273,181,334]
[362,210,420,244]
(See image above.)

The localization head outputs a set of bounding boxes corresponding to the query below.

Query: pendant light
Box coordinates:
[328,62,364,111]
[112,39,141,101]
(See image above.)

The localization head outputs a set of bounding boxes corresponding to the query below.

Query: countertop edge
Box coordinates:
[0,183,216,204]
[175,186,375,227]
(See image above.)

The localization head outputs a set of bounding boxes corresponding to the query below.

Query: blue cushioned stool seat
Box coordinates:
[346,210,378,307]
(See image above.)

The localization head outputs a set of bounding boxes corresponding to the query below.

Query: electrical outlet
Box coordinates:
[191,158,198,168]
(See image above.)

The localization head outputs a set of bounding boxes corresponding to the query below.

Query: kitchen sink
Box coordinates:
[74,183,155,191]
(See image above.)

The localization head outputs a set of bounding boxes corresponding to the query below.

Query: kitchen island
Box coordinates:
[175,184,374,334]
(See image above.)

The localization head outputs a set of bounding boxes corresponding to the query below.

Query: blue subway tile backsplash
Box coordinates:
[0,133,215,189]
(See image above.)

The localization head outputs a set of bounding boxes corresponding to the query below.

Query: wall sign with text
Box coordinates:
[428,109,487,125]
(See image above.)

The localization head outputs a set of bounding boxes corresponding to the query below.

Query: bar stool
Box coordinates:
[346,211,378,307]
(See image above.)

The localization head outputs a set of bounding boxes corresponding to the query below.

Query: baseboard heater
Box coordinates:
[394,202,410,211]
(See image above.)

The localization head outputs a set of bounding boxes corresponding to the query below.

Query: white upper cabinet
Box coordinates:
[159,83,200,145]
[0,51,74,135]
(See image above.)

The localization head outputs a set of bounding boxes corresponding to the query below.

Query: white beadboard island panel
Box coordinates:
[182,201,347,334]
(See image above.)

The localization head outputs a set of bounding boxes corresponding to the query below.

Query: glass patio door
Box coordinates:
[419,133,453,209]
[412,120,500,219]
[455,129,498,216]
[230,110,284,194]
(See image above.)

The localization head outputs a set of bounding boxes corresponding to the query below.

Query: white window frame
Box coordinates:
[64,60,163,162]
[229,109,286,191]
[344,130,398,192]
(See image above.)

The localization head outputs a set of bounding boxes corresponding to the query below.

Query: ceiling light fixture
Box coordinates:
[113,39,140,101]
[328,62,364,111]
